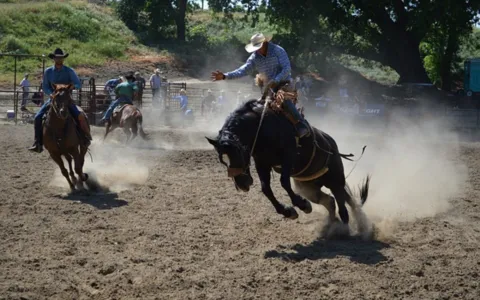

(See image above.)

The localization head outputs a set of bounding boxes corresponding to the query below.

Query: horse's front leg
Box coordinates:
[256,164,298,219]
[279,157,313,214]
[50,152,75,191]
[71,149,88,190]
[65,154,77,186]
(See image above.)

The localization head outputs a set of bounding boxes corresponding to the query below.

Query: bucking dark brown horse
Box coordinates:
[43,84,90,191]
[103,103,149,143]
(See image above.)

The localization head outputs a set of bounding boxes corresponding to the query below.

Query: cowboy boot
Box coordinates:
[28,117,43,153]
[282,99,310,138]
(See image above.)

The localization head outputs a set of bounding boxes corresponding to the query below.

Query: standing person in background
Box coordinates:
[201,89,215,116]
[19,73,30,110]
[134,72,146,104]
[104,76,123,101]
[149,68,162,106]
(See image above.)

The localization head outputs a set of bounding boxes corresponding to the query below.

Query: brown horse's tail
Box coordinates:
[136,110,149,140]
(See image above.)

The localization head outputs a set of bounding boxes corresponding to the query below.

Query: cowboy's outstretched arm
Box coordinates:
[42,69,54,97]
[273,46,291,83]
[224,54,255,80]
[69,68,82,90]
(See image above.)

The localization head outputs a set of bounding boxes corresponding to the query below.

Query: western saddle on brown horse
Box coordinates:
[103,103,149,143]
[43,84,90,191]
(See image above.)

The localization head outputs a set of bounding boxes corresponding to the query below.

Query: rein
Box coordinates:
[49,91,70,120]
[250,97,272,158]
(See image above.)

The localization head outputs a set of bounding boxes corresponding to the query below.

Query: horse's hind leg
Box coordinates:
[50,153,75,191]
[330,185,351,225]
[130,121,138,142]
[123,127,132,144]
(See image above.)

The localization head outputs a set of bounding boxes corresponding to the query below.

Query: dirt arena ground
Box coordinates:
[1,116,479,300]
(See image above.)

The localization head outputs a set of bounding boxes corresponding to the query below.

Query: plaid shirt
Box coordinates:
[225,42,292,83]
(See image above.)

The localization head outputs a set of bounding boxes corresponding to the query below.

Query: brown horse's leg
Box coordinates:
[123,127,131,144]
[65,154,78,186]
[103,121,112,142]
[50,152,75,191]
[130,118,138,142]
[72,148,88,188]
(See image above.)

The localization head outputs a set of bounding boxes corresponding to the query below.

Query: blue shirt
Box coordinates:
[225,42,292,83]
[42,65,81,96]
[174,95,188,110]
[105,78,121,89]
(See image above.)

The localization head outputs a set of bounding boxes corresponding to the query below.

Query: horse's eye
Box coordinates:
[222,154,230,166]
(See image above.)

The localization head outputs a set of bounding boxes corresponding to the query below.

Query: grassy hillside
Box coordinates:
[0,0,149,82]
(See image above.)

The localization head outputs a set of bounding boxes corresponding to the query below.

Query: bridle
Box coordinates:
[217,131,251,178]
[50,90,71,120]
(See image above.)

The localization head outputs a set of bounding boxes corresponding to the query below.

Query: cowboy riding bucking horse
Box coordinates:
[28,48,92,153]
[211,33,309,138]
[100,72,138,124]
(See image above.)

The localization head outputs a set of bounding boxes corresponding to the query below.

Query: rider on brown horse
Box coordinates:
[211,33,309,138]
[100,72,138,124]
[28,48,92,153]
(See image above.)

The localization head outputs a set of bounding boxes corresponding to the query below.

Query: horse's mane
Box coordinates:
[218,99,259,147]
[221,99,258,132]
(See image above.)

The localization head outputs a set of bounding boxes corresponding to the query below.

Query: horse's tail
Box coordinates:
[345,174,371,207]
[358,174,371,205]
[136,110,149,140]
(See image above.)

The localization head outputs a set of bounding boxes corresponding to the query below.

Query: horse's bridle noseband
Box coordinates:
[218,132,251,178]
[50,90,71,120]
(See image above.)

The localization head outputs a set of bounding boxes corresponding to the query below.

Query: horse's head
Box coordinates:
[207,134,253,192]
[51,84,74,119]
[206,101,263,192]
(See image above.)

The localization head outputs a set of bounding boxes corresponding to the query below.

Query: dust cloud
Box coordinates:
[307,106,469,240]
[49,137,150,193]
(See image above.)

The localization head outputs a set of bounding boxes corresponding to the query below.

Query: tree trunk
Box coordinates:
[439,29,459,91]
[176,0,187,41]
[386,37,431,84]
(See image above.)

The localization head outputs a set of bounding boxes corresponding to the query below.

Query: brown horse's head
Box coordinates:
[51,84,74,119]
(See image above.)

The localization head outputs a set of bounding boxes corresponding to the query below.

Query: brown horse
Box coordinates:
[103,103,149,143]
[43,84,90,191]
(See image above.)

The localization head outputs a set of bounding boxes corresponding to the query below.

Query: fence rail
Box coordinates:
[3,79,480,131]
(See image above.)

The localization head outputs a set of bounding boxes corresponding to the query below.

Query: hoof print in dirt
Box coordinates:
[99,265,116,276]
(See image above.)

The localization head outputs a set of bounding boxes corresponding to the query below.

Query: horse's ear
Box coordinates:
[52,84,57,90]
[205,137,218,147]
[67,84,74,90]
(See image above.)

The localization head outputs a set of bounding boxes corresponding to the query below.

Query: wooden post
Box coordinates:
[13,56,17,125]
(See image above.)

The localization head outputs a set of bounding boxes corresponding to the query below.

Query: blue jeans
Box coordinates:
[34,99,81,142]
[102,96,132,120]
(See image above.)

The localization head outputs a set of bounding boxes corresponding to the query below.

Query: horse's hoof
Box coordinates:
[284,207,299,220]
[300,199,313,214]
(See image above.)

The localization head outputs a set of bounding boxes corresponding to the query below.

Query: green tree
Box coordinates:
[116,0,190,41]
[209,0,480,86]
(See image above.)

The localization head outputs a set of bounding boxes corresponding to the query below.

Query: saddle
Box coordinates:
[113,103,130,115]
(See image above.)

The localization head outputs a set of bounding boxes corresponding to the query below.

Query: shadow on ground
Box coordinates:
[265,237,391,265]
[57,191,128,210]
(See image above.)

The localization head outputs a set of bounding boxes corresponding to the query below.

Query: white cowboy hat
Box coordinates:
[245,33,266,53]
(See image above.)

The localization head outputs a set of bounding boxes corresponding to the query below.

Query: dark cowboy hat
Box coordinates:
[124,72,135,81]
[48,48,69,59]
